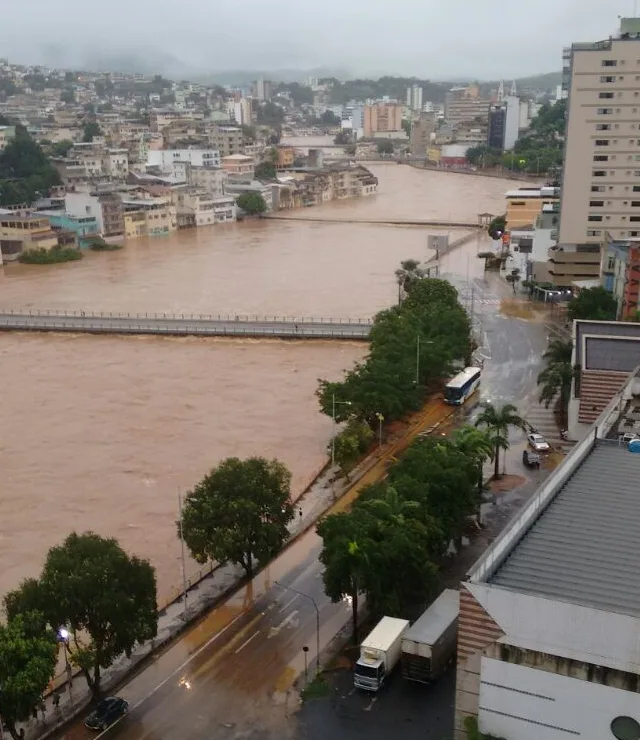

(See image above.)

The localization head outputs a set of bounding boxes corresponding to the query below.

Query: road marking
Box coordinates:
[364,696,377,712]
[234,630,260,654]
[268,609,299,638]
[279,594,299,612]
[93,611,245,739]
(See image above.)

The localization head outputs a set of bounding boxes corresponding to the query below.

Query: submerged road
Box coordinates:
[53,398,457,740]
[0,311,371,340]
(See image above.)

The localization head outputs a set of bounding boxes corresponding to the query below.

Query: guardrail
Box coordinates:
[0,308,374,325]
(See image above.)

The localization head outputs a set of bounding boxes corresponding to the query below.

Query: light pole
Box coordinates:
[178,491,188,617]
[416,334,420,386]
[331,394,352,469]
[376,412,384,448]
[274,581,320,676]
[57,627,73,704]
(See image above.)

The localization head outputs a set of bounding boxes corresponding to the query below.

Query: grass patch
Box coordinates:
[18,246,82,264]
[300,675,330,701]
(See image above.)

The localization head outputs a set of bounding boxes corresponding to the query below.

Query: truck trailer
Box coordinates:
[353,616,410,692]
[401,589,460,684]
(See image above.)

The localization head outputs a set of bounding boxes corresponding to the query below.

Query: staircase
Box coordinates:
[578,370,628,425]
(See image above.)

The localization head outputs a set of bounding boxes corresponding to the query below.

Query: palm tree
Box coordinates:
[452,426,495,499]
[543,340,572,366]
[537,340,574,427]
[395,259,424,303]
[475,402,526,478]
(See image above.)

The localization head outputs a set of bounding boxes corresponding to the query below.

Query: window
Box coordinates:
[593,155,609,161]
[598,108,613,114]
[631,231,640,236]
[633,201,640,206]
[595,139,610,145]
[588,215,604,221]
[590,200,605,206]
[593,170,607,176]
[596,123,612,130]
[591,185,605,192]
[634,185,640,191]
[587,229,602,236]
[631,216,640,222]
[599,92,615,98]
[601,75,616,82]
[602,59,618,66]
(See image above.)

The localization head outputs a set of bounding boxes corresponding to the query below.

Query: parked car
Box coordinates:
[527,432,550,452]
[522,449,541,468]
[85,697,129,731]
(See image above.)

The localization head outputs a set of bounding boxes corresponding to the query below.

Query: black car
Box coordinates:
[85,696,129,731]
[522,449,541,469]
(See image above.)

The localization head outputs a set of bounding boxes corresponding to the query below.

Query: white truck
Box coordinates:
[353,616,410,692]
[401,589,460,684]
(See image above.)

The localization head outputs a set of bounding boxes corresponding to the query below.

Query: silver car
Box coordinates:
[527,432,550,452]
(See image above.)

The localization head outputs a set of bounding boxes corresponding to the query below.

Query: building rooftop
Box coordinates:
[490,439,640,616]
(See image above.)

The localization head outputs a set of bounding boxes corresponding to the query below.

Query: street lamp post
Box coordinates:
[331,394,352,469]
[274,581,320,676]
[178,491,188,617]
[57,628,73,704]
[376,412,384,448]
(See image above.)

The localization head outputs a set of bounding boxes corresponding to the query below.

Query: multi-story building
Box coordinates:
[64,190,125,239]
[410,113,436,156]
[0,213,59,261]
[221,154,255,177]
[506,186,560,228]
[208,126,244,157]
[275,146,295,169]
[0,125,15,151]
[227,98,253,127]
[559,18,640,247]
[454,366,640,740]
[486,96,520,150]
[445,86,491,129]
[173,188,236,228]
[147,149,220,170]
[363,103,403,137]
[406,85,423,111]
[121,195,177,238]
[487,105,506,149]
[187,165,226,196]
[255,78,272,102]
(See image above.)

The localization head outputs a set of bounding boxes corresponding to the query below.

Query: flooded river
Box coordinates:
[0,159,527,602]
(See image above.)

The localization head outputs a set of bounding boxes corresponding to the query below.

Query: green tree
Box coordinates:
[0,614,58,740]
[49,139,74,157]
[181,457,294,577]
[537,340,575,427]
[0,125,61,206]
[60,88,75,104]
[395,258,424,303]
[277,82,313,107]
[487,215,506,240]
[236,192,267,215]
[452,425,494,501]
[241,124,256,140]
[334,130,352,146]
[377,140,394,155]
[331,419,374,477]
[401,119,411,137]
[82,121,102,142]
[257,102,284,126]
[388,437,476,550]
[475,403,526,478]
[567,286,617,321]
[255,161,277,180]
[6,533,158,698]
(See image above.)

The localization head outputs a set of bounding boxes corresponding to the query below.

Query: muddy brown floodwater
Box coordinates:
[0,159,529,602]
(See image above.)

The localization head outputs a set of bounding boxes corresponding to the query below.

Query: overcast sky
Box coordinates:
[2,0,638,79]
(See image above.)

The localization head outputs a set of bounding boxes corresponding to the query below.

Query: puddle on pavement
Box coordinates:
[499,298,548,321]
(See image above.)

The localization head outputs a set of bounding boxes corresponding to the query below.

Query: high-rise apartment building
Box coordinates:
[560,18,640,247]
[363,103,403,137]
[406,85,423,111]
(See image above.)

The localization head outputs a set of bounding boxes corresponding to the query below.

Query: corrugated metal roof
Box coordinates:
[490,441,640,616]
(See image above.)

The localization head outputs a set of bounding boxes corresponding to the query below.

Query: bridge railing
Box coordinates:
[0,319,369,338]
[0,308,374,326]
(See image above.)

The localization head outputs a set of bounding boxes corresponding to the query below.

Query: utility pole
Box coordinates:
[416,334,420,386]
[178,490,188,617]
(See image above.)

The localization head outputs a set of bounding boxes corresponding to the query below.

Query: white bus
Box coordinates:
[444,366,482,405]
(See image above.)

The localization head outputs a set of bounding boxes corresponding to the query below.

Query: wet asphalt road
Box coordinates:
[53,275,551,740]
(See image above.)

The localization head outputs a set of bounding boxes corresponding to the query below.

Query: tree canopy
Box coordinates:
[0,125,61,206]
[317,276,471,428]
[236,191,267,215]
[567,286,617,321]
[475,402,526,478]
[181,457,295,577]
[0,615,58,740]
[255,161,277,181]
[5,532,158,698]
[376,140,394,155]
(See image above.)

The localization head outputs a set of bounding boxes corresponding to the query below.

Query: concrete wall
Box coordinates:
[480,657,640,740]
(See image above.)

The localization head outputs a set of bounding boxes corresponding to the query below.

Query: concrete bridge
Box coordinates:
[0,309,372,340]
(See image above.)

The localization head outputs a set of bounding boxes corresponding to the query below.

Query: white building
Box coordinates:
[455,365,640,740]
[406,84,423,111]
[105,149,129,180]
[188,165,226,196]
[147,149,221,171]
[503,95,520,151]
[227,99,253,127]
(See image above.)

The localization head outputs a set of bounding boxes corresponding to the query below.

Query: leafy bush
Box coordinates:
[18,246,82,264]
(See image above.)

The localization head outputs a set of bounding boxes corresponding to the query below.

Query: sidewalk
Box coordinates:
[22,418,426,740]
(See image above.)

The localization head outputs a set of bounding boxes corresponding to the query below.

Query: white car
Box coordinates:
[528,433,550,452]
